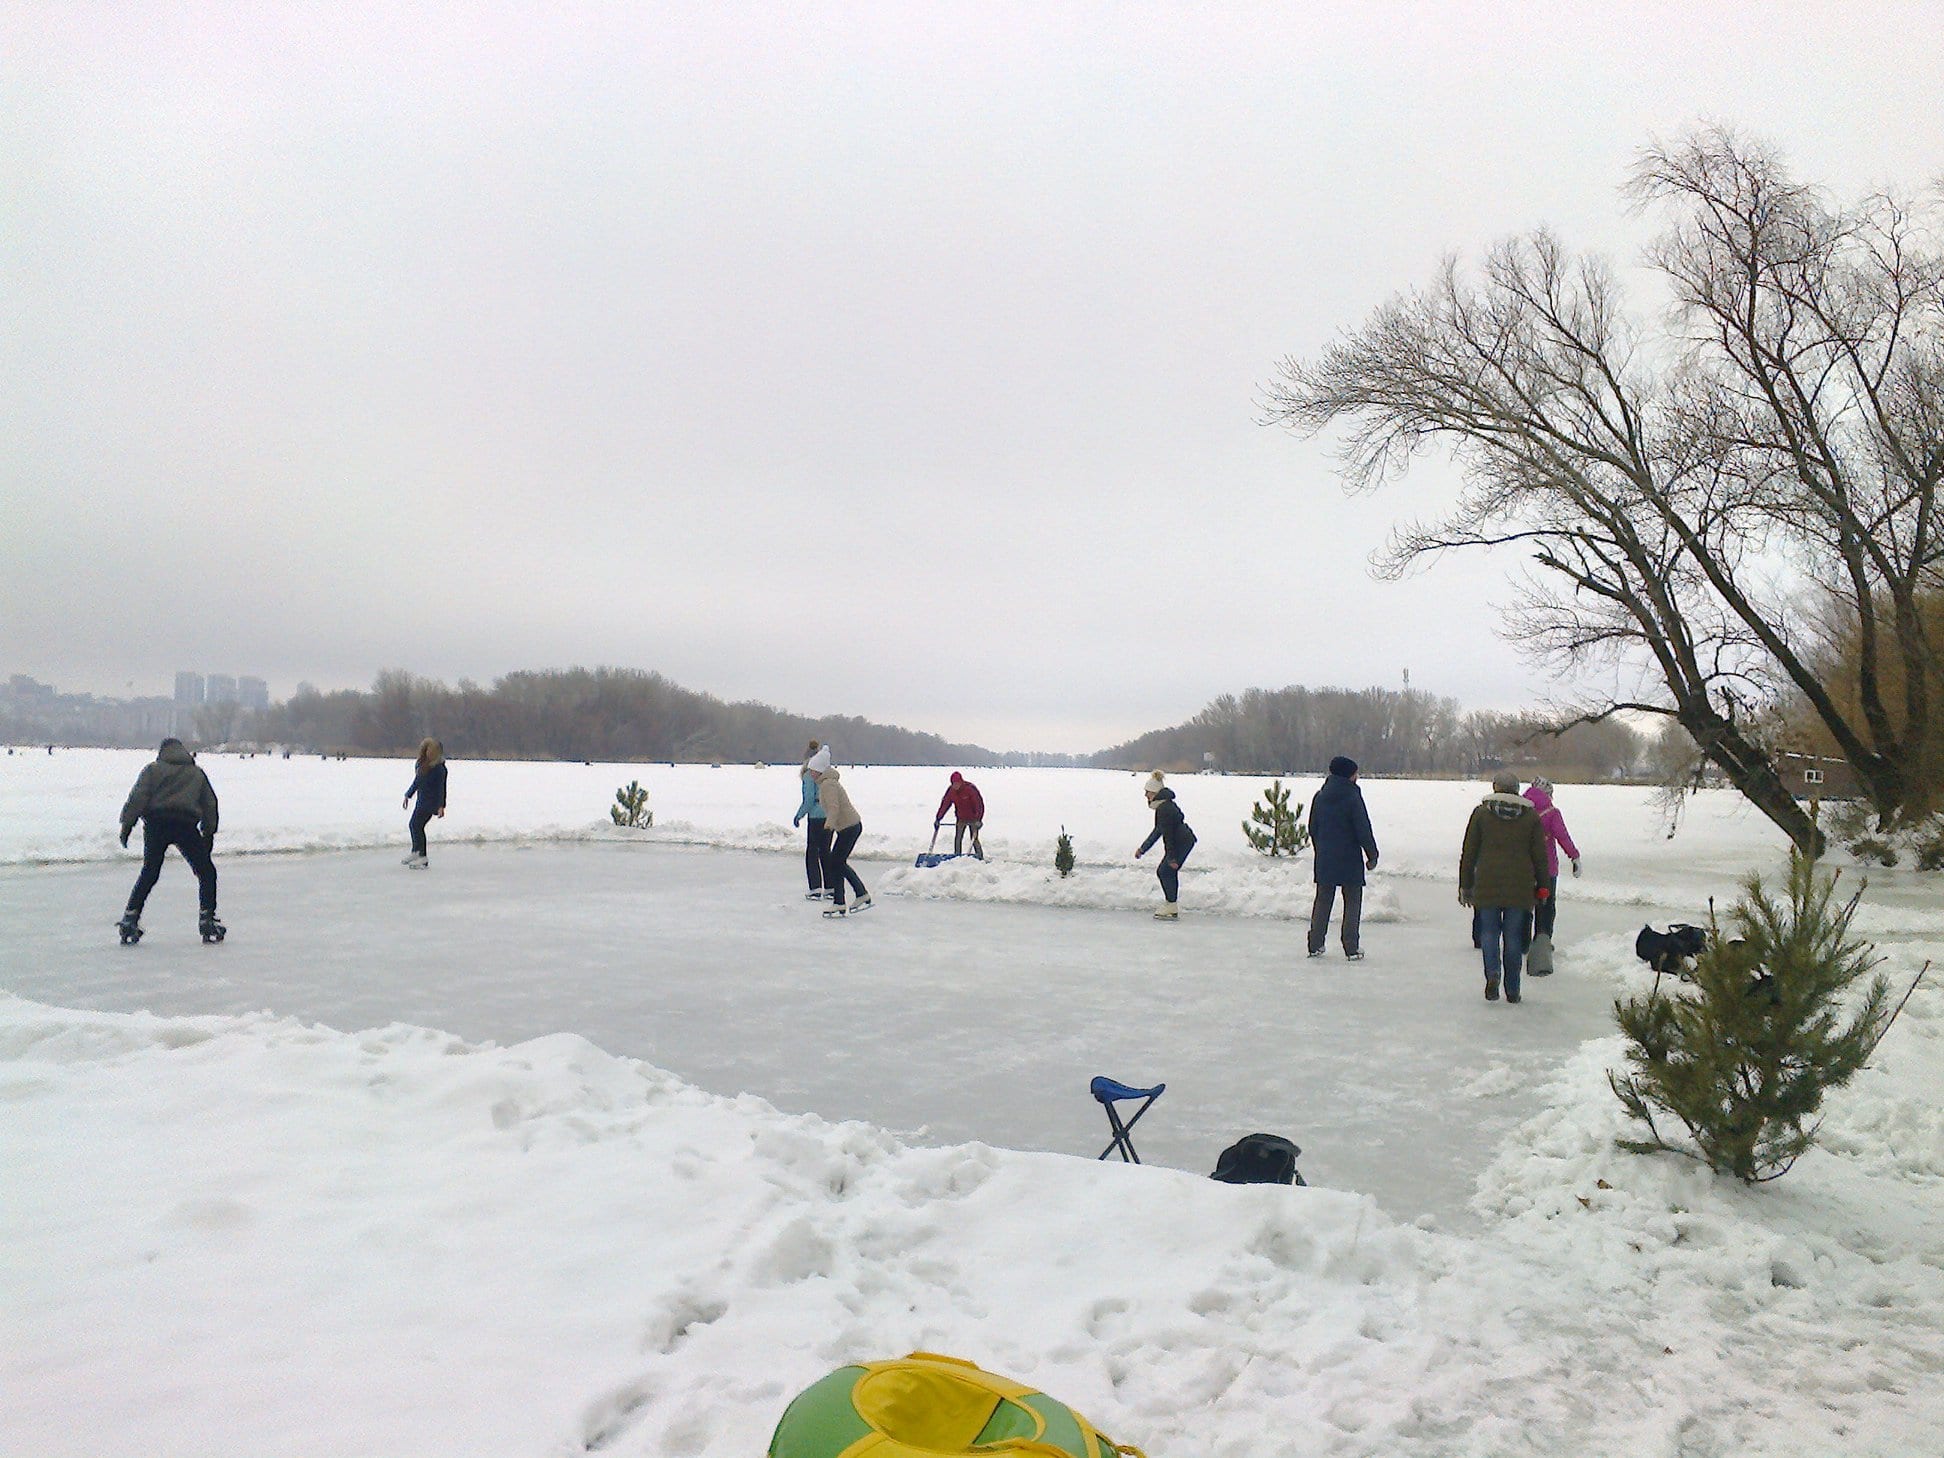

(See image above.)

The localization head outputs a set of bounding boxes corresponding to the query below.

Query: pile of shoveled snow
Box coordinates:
[5,985,1939,1457]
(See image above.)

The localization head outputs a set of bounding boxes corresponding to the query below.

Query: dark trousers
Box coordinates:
[409,803,437,858]
[128,817,217,915]
[1308,883,1363,955]
[1533,875,1559,938]
[822,824,866,906]
[803,816,830,890]
[1157,858,1180,904]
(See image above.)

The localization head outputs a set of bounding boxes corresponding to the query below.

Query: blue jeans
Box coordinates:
[1477,905,1527,996]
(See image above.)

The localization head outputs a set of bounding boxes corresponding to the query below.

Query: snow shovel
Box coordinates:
[914,821,964,869]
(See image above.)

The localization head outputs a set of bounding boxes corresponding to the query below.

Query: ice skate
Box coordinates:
[804,889,827,900]
[401,852,428,868]
[116,911,143,945]
[822,905,848,918]
[1153,904,1179,920]
[199,911,227,944]
[848,893,873,913]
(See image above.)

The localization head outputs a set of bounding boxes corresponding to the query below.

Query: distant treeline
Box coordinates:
[247,667,1083,767]
[1092,685,1646,781]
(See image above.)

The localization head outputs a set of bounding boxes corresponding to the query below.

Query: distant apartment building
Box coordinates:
[174,671,205,708]
[204,673,238,704]
[238,675,270,712]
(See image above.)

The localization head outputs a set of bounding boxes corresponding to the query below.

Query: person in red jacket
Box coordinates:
[934,772,985,859]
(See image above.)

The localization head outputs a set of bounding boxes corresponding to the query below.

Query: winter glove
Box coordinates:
[792,813,802,827]
[1571,858,1582,878]
[1535,884,1550,901]
[119,826,131,848]
[402,795,411,809]
[1457,887,1472,907]
[1365,853,1379,871]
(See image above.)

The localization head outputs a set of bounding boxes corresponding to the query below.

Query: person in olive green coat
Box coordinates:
[1457,770,1548,1004]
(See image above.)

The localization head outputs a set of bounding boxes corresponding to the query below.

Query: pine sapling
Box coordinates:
[611,780,653,828]
[1610,852,1891,1182]
[1055,825,1075,878]
[1243,779,1311,857]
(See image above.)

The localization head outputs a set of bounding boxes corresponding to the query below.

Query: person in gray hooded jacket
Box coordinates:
[118,737,222,940]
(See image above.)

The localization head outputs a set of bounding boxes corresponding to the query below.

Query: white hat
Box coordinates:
[1144,770,1165,796]
[807,745,832,774]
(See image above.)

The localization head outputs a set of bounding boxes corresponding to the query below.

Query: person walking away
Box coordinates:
[813,760,871,917]
[934,771,986,859]
[1134,774,1197,919]
[117,737,222,942]
[1307,756,1379,960]
[1522,775,1582,976]
[401,738,447,868]
[795,740,831,899]
[1458,770,1550,1003]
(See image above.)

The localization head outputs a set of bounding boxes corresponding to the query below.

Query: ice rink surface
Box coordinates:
[5,838,1672,1225]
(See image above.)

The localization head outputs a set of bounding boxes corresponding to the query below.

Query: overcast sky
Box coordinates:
[4,3,1940,751]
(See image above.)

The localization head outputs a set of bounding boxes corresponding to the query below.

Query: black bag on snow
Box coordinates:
[1211,1132,1304,1186]
[1635,923,1708,975]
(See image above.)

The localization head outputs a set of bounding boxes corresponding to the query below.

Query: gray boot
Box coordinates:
[1528,931,1554,977]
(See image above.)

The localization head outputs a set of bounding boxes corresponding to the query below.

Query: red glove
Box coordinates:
[1535,885,1550,901]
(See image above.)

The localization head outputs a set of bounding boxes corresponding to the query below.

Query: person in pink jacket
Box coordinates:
[1522,776,1582,976]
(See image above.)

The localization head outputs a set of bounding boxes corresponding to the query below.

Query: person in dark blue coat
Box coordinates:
[1307,755,1379,959]
[400,737,447,868]
[1134,772,1197,920]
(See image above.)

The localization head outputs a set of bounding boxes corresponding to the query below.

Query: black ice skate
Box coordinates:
[199,912,227,944]
[116,912,143,945]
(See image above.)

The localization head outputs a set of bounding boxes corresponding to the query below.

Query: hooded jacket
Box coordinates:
[406,755,448,814]
[1459,792,1549,909]
[796,770,824,823]
[120,742,219,837]
[935,773,984,824]
[1309,771,1379,886]
[816,767,861,834]
[1522,783,1581,878]
[1138,787,1197,863]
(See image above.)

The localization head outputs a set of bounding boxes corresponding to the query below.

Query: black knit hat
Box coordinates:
[1329,755,1358,777]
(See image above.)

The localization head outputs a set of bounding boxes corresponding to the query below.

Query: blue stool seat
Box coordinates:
[1091,1076,1165,1105]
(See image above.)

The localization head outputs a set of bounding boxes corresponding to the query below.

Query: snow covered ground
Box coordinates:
[3,749,1942,1455]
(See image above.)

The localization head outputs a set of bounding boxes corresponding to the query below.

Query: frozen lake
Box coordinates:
[6,836,1691,1225]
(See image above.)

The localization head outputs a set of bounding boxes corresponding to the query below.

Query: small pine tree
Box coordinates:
[1610,852,1891,1182]
[1055,825,1075,878]
[611,780,653,828]
[1243,779,1311,857]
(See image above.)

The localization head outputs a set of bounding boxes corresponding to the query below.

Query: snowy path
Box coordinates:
[1,841,1668,1225]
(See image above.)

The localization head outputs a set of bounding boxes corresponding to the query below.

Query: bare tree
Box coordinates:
[1262,127,1944,853]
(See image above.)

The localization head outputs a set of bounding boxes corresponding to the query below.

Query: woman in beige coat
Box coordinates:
[812,762,871,917]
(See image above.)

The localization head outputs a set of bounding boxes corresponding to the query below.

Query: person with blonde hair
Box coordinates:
[401,737,447,868]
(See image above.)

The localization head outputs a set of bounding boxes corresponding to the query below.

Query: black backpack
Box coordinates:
[1211,1132,1304,1186]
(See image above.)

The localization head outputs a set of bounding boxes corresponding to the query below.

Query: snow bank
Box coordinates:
[5,988,1940,1457]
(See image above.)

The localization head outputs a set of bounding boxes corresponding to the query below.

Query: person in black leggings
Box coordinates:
[811,762,870,917]
[401,738,447,867]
